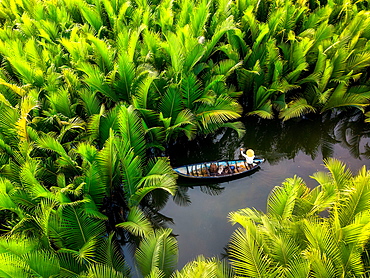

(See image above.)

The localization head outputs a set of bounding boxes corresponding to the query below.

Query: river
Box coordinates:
[163,110,370,268]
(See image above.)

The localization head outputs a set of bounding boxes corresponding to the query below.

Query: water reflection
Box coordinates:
[163,110,370,268]
[169,109,370,167]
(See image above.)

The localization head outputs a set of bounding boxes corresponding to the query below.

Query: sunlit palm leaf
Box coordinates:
[172,255,233,278]
[78,63,118,102]
[279,99,316,121]
[77,1,103,32]
[135,228,178,277]
[23,250,60,277]
[180,74,202,110]
[83,264,127,278]
[60,205,105,250]
[228,226,272,277]
[96,130,119,194]
[117,105,146,158]
[160,86,183,123]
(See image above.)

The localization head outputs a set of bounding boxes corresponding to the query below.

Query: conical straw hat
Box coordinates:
[246,149,254,157]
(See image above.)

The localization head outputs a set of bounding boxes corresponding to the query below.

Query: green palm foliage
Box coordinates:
[135,228,178,277]
[235,0,370,120]
[228,158,370,277]
[0,0,369,276]
[171,255,234,278]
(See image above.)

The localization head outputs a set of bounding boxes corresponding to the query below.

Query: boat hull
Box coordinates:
[173,159,264,179]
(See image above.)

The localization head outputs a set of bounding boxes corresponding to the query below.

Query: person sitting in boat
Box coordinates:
[240,148,255,169]
[223,165,232,174]
[217,165,224,175]
[209,163,218,175]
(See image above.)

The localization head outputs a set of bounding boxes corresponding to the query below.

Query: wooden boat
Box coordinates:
[173,158,264,179]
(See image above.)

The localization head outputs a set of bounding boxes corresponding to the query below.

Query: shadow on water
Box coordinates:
[169,109,370,168]
[128,110,370,270]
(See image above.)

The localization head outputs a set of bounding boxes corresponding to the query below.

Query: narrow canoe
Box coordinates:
[173,158,264,179]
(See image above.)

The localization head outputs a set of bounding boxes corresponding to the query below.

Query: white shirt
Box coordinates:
[246,155,254,164]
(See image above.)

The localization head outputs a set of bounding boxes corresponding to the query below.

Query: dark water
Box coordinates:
[163,110,370,268]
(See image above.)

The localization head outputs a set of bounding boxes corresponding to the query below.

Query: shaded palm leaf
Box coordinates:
[116,206,153,237]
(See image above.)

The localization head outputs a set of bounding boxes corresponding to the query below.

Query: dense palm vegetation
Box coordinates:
[0,0,369,276]
[228,158,370,277]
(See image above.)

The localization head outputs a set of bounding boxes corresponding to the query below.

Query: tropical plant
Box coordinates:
[235,0,370,120]
[228,158,370,277]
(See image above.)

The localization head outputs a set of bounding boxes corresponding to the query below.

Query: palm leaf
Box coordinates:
[23,250,60,277]
[131,158,177,206]
[228,226,272,277]
[96,233,129,274]
[88,35,115,73]
[135,228,178,278]
[60,205,105,250]
[132,75,156,109]
[337,167,370,226]
[78,63,118,102]
[57,251,87,277]
[195,95,242,130]
[202,16,236,61]
[83,164,106,207]
[83,195,108,220]
[228,207,264,228]
[180,74,202,110]
[37,134,76,167]
[79,89,101,117]
[117,105,146,158]
[163,32,184,74]
[146,267,166,278]
[83,264,127,278]
[116,206,153,237]
[0,236,38,256]
[267,176,306,219]
[96,130,119,194]
[117,148,142,207]
[323,158,353,190]
[172,255,233,278]
[0,253,32,278]
[159,86,183,123]
[189,0,209,37]
[77,1,103,32]
[170,109,196,141]
[114,52,136,101]
[279,98,316,121]
[47,88,73,118]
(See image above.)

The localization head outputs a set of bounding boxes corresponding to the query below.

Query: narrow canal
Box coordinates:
[164,110,370,268]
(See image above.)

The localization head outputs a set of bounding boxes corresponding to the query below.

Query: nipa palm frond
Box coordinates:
[135,228,178,278]
[117,105,146,158]
[279,98,316,121]
[83,264,128,278]
[228,226,272,278]
[172,255,233,278]
[267,175,306,219]
[60,204,105,250]
[159,86,183,124]
[116,206,153,237]
[180,74,202,110]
